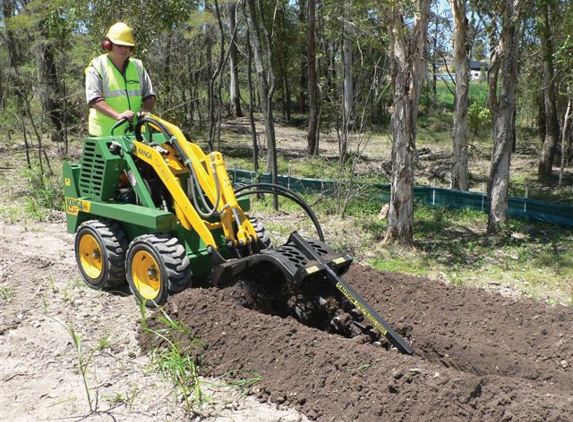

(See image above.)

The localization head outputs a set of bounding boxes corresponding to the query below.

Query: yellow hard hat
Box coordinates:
[106,22,135,47]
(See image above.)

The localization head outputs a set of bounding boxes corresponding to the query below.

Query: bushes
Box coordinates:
[468,102,492,135]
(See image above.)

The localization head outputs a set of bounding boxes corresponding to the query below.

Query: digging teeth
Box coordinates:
[349,308,362,318]
[331,312,351,331]
[295,306,307,322]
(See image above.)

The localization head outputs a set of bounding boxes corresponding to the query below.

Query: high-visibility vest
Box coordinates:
[87,55,144,136]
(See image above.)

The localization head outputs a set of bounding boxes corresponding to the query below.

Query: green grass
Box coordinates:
[221,370,263,392]
[420,80,489,111]
[0,284,14,303]
[243,187,572,306]
[140,306,208,413]
[368,254,430,277]
[0,162,64,223]
[354,204,573,305]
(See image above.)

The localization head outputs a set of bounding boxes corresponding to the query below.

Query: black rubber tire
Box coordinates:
[248,216,273,249]
[126,233,192,307]
[74,219,128,289]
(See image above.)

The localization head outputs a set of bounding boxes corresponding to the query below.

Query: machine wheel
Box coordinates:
[126,233,192,307]
[248,216,273,249]
[75,219,128,289]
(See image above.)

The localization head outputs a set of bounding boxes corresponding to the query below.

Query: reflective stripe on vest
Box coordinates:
[88,55,143,136]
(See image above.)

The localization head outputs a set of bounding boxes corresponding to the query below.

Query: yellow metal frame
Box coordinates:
[132,115,258,249]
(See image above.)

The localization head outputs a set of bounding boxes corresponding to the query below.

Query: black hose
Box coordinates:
[110,118,129,136]
[234,182,325,242]
[134,116,221,218]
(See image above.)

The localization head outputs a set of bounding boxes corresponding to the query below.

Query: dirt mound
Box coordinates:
[159,265,573,421]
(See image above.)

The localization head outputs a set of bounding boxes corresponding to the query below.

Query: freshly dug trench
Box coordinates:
[151,264,572,422]
[223,264,405,349]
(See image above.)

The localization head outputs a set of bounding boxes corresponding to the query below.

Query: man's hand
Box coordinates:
[117,110,135,121]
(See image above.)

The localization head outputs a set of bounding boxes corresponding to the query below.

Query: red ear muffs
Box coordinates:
[102,39,112,51]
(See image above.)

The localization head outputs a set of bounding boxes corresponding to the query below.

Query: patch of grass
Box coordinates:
[140,305,208,414]
[221,370,263,392]
[96,334,112,351]
[105,388,139,410]
[355,203,573,304]
[0,284,13,303]
[367,253,429,277]
[0,164,63,223]
[25,168,64,217]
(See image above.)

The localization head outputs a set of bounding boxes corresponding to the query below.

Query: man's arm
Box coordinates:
[141,96,155,114]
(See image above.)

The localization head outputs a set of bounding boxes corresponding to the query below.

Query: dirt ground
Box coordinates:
[2,215,572,421]
[0,218,309,422]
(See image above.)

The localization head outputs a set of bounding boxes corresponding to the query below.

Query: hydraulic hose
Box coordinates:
[135,116,221,218]
[234,182,325,242]
[110,118,129,136]
[187,157,221,218]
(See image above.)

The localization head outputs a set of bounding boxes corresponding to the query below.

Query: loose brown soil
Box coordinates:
[159,264,573,422]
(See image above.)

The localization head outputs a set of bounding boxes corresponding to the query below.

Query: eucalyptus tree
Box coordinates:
[449,0,471,190]
[307,0,319,155]
[1,0,29,111]
[486,0,530,233]
[554,6,573,184]
[227,1,242,118]
[341,5,354,164]
[315,0,389,163]
[384,0,432,246]
[428,6,453,102]
[273,0,299,123]
[1,0,86,160]
[244,0,278,208]
[536,0,563,177]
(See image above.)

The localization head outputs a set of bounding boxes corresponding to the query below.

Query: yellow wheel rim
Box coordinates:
[131,250,161,300]
[79,233,103,280]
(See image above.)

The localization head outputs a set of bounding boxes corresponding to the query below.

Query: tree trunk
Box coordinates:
[3,0,20,105]
[297,0,307,114]
[212,0,228,150]
[246,0,278,207]
[40,39,64,143]
[307,0,319,156]
[431,15,438,103]
[449,0,470,191]
[228,2,243,118]
[487,0,524,234]
[245,26,259,174]
[384,0,431,246]
[341,17,353,164]
[35,16,65,144]
[537,0,560,177]
[558,95,572,186]
[205,13,215,150]
[487,19,500,115]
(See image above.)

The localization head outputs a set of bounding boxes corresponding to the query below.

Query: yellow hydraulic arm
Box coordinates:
[132,115,259,250]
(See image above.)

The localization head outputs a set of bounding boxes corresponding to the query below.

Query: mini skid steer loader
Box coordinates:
[63,115,413,354]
